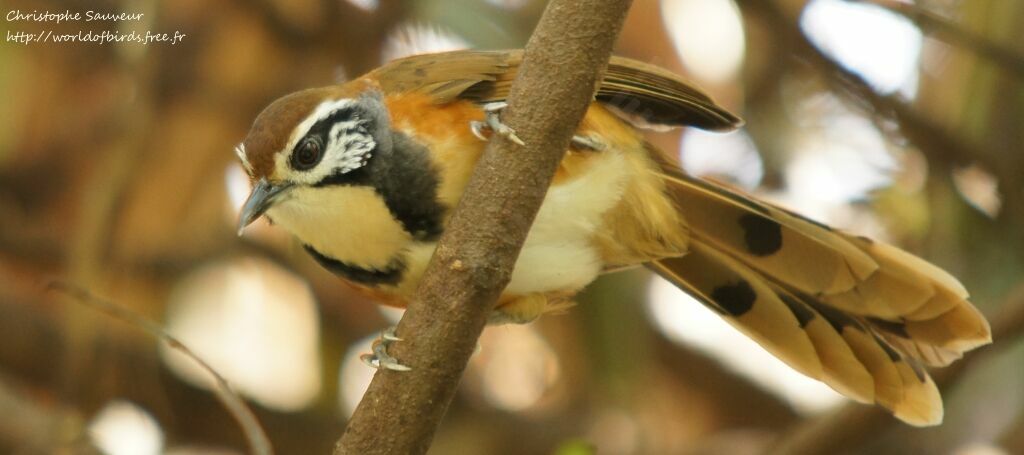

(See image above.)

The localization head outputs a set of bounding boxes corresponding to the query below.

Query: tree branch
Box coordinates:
[852,0,1024,80]
[739,0,1024,248]
[333,1,633,454]
[737,0,982,170]
[48,282,273,455]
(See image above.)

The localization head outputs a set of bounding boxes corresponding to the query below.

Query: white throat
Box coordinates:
[268,185,411,270]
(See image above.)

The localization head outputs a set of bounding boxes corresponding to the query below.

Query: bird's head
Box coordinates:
[235,85,394,235]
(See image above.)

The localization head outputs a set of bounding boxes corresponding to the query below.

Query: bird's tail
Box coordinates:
[648,164,990,426]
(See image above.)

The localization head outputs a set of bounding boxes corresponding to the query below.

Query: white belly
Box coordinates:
[269,185,412,271]
[405,148,631,296]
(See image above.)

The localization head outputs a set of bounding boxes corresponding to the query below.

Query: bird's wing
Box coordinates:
[371,49,740,131]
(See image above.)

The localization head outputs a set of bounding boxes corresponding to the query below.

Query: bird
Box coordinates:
[235,49,990,426]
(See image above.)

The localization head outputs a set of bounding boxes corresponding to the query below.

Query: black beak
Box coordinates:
[237,178,293,235]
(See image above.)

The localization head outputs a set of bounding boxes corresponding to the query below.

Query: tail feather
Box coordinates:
[821,235,970,321]
[658,170,878,295]
[649,243,825,380]
[893,360,943,425]
[821,238,937,320]
[831,236,991,354]
[775,290,877,404]
[647,165,990,426]
[797,291,942,425]
[903,303,992,352]
[905,287,963,320]
[879,331,963,367]
[649,242,944,425]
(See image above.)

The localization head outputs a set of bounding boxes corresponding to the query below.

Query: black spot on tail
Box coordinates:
[738,214,782,256]
[908,360,927,382]
[868,325,927,382]
[801,294,862,333]
[872,333,902,362]
[779,293,816,328]
[711,280,756,316]
[868,317,910,338]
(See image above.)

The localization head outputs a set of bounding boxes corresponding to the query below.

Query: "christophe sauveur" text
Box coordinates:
[6,10,144,24]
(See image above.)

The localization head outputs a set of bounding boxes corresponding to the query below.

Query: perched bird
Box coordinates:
[236,49,990,426]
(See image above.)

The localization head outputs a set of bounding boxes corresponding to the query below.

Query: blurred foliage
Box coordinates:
[0,0,1022,454]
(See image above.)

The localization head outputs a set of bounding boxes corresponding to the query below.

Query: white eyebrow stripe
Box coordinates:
[234,142,253,174]
[284,99,358,155]
[275,98,360,180]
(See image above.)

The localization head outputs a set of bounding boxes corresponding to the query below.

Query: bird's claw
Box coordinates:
[470,120,490,142]
[470,103,603,151]
[380,327,403,342]
[469,102,525,146]
[360,327,411,372]
[570,134,605,151]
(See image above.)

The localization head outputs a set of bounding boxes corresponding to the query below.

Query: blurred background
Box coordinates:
[1,0,1023,453]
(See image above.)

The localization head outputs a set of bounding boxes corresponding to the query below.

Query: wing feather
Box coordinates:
[371,50,740,131]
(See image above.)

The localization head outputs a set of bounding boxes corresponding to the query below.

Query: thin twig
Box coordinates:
[738,0,1024,241]
[47,281,273,455]
[740,0,983,169]
[852,0,1024,79]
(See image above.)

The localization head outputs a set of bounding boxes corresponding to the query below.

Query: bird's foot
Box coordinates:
[470,102,525,146]
[470,103,603,151]
[359,326,411,371]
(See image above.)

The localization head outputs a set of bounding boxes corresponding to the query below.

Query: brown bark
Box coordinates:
[333,1,634,453]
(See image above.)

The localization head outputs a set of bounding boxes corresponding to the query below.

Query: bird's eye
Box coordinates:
[292,138,323,170]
